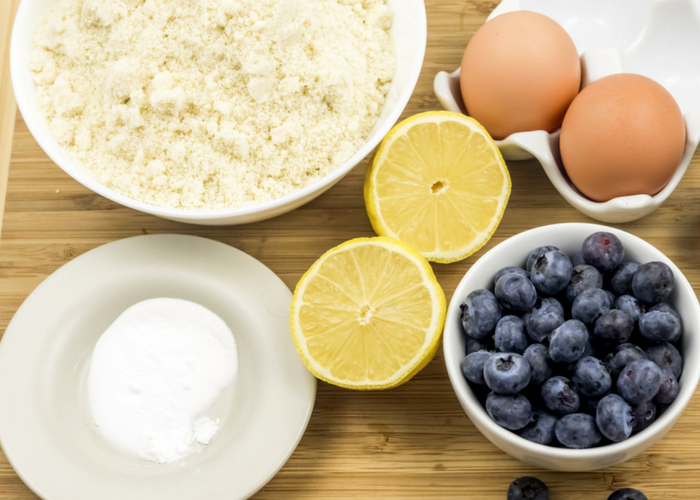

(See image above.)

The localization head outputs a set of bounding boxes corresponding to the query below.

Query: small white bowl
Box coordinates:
[443,223,700,472]
[11,0,426,226]
[433,0,700,223]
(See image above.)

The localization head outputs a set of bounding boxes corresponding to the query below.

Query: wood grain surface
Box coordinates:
[3,1,700,499]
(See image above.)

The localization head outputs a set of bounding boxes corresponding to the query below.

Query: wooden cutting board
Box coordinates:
[2,1,700,498]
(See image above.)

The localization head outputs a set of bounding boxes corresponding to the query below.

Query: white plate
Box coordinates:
[0,235,317,500]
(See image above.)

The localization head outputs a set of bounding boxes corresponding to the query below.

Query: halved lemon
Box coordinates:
[365,111,511,264]
[290,237,446,390]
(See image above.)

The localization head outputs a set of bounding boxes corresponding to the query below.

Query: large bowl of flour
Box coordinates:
[11,0,426,225]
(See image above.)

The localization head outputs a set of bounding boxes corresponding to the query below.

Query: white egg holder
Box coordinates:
[434,0,700,223]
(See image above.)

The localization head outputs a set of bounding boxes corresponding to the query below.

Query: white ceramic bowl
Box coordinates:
[433,0,700,223]
[11,0,426,226]
[443,223,700,472]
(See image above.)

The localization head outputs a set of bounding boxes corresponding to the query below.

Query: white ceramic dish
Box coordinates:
[0,235,317,500]
[434,0,700,223]
[11,0,426,226]
[443,223,700,472]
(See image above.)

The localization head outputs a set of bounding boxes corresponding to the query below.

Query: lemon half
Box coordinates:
[365,111,511,263]
[290,237,446,390]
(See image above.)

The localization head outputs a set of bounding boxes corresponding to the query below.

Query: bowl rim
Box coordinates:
[444,222,700,461]
[10,0,427,222]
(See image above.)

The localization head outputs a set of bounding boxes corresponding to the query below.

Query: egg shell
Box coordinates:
[460,11,581,140]
[560,73,686,203]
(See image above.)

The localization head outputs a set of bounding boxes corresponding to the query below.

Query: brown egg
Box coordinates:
[560,73,686,202]
[460,11,581,140]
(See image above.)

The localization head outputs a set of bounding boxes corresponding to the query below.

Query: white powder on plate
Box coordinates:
[87,298,238,464]
[29,0,396,210]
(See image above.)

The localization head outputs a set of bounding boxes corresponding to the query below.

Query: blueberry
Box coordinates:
[596,394,634,442]
[494,266,530,286]
[639,310,681,344]
[566,264,603,303]
[523,343,552,386]
[607,488,648,500]
[485,392,533,430]
[610,262,641,296]
[572,287,611,326]
[615,295,645,325]
[631,401,657,433]
[617,359,662,404]
[582,231,625,272]
[530,251,572,296]
[555,413,602,449]
[604,343,647,379]
[518,409,558,445]
[495,316,529,354]
[526,246,559,272]
[541,376,580,415]
[495,273,538,313]
[484,353,531,394]
[594,309,634,345]
[655,369,679,405]
[524,299,565,342]
[466,336,494,355]
[645,343,682,379]
[549,319,588,363]
[571,252,585,267]
[461,351,492,385]
[649,302,680,320]
[461,290,501,339]
[573,356,612,398]
[507,476,550,500]
[632,261,674,305]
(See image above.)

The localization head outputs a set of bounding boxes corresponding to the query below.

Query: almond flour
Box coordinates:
[30,0,395,210]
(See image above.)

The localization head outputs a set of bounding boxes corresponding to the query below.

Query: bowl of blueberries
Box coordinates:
[443,223,700,471]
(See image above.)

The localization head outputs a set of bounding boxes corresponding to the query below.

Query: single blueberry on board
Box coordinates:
[615,295,645,325]
[607,488,648,500]
[530,250,573,296]
[483,353,531,395]
[495,273,538,312]
[617,359,662,405]
[582,231,625,272]
[541,376,580,415]
[572,287,612,326]
[494,316,529,354]
[526,246,559,273]
[645,342,682,379]
[655,369,680,405]
[632,261,674,305]
[566,264,603,303]
[494,266,530,286]
[507,476,550,500]
[594,309,635,345]
[523,343,552,386]
[573,356,612,398]
[631,401,657,434]
[639,310,681,344]
[524,299,565,342]
[610,262,641,296]
[461,351,492,385]
[461,289,501,339]
[518,409,558,445]
[604,343,648,379]
[555,413,602,449]
[485,392,533,430]
[596,394,634,442]
[549,319,588,364]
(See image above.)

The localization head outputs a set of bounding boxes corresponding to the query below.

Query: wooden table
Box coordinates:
[2,1,700,498]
